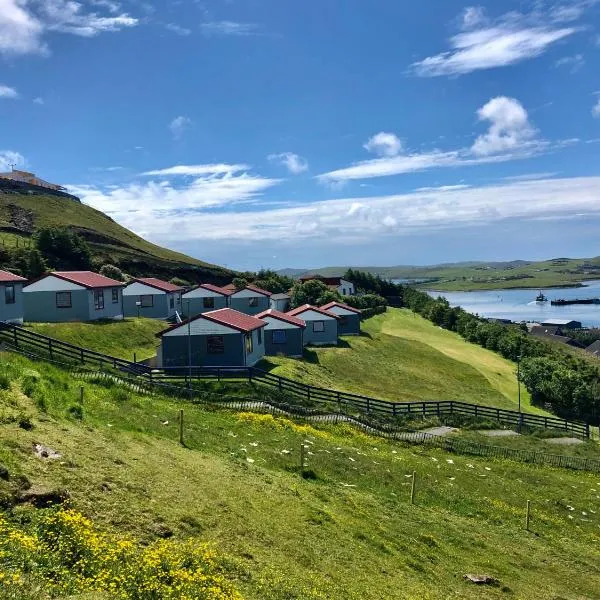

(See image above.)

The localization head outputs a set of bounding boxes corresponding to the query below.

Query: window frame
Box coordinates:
[203,296,215,309]
[4,284,15,305]
[169,295,175,309]
[206,335,225,354]
[94,289,105,311]
[245,332,253,354]
[272,329,287,345]
[111,288,119,304]
[56,291,72,309]
[312,321,325,333]
[140,294,154,308]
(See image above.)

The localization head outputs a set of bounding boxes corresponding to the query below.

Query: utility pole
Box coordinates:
[187,299,192,384]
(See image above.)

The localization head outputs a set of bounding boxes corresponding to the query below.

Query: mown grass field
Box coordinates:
[1,350,600,599]
[265,309,541,413]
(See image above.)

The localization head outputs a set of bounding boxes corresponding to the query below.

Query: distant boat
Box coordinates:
[551,298,600,306]
[535,291,548,302]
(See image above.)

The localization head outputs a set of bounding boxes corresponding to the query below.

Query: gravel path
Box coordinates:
[477,429,520,437]
[544,437,584,445]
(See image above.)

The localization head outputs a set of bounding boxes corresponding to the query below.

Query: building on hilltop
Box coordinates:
[0,169,66,192]
[0,168,79,201]
[298,275,355,296]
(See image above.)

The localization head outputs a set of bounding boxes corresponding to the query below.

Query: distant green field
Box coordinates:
[1,350,599,599]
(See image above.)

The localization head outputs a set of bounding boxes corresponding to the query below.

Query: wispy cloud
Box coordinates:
[0,85,18,99]
[73,176,600,245]
[142,164,250,177]
[268,152,308,174]
[0,0,138,56]
[169,116,192,140]
[165,23,191,36]
[555,53,585,72]
[200,21,259,36]
[33,96,44,105]
[411,6,578,77]
[0,150,25,171]
[319,97,555,183]
[593,94,600,118]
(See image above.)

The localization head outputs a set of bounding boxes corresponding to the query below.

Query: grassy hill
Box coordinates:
[1,349,600,598]
[27,310,539,413]
[280,257,600,291]
[0,190,233,282]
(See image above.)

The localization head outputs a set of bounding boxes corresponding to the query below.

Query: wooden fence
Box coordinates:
[0,322,592,439]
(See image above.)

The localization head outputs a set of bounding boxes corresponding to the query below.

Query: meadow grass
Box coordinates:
[1,351,600,599]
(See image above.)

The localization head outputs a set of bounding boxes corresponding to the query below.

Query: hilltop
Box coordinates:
[0,187,233,282]
[279,257,600,291]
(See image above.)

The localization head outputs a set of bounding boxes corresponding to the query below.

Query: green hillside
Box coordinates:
[280,257,600,290]
[0,190,233,282]
[1,350,600,599]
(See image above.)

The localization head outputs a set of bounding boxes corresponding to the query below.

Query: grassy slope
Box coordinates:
[26,318,165,361]
[1,351,600,599]
[266,309,541,413]
[280,257,600,291]
[0,193,231,276]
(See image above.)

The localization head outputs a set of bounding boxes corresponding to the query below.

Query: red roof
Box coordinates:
[256,309,306,328]
[320,301,361,314]
[27,271,124,289]
[287,304,340,319]
[133,278,183,293]
[0,269,26,283]
[158,308,266,336]
[223,283,272,297]
[197,283,232,296]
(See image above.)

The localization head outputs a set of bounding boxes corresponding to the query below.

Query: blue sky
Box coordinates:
[2,0,600,271]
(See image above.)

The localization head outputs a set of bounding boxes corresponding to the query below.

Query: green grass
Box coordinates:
[265,309,542,413]
[25,318,165,361]
[1,351,600,599]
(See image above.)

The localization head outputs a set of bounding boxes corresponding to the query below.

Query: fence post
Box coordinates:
[79,386,84,404]
[80,348,84,364]
[133,352,137,364]
[585,423,590,439]
[179,409,184,446]
[525,500,531,531]
[300,443,305,474]
[13,327,18,349]
[410,471,417,505]
[48,338,53,359]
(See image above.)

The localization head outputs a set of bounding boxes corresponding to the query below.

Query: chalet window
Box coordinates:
[169,296,175,309]
[245,332,253,354]
[94,289,104,310]
[176,295,181,304]
[140,295,153,308]
[56,291,72,308]
[207,335,224,354]
[342,288,346,295]
[248,297,258,307]
[203,297,215,309]
[257,327,262,344]
[313,321,325,333]
[272,330,286,344]
[4,285,15,305]
[339,316,348,325]
[112,288,119,303]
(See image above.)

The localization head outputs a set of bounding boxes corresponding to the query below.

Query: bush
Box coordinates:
[99,263,125,281]
[169,277,189,287]
[0,374,10,390]
[68,404,84,420]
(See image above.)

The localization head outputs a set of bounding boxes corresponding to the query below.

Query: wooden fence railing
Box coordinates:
[0,322,592,439]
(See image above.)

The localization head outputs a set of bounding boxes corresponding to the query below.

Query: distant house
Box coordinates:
[530,325,563,337]
[540,319,582,330]
[529,325,584,348]
[287,304,339,346]
[223,284,272,315]
[23,271,124,322]
[585,340,600,357]
[270,293,291,312]
[320,301,361,335]
[181,284,230,317]
[0,270,27,324]
[298,275,355,296]
[256,309,305,357]
[156,308,266,368]
[123,278,183,319]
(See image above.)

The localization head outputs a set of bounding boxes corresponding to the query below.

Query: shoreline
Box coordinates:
[421,282,589,293]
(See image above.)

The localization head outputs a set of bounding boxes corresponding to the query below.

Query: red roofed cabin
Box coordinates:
[256,309,306,357]
[287,304,339,346]
[23,271,125,322]
[222,283,272,316]
[123,278,183,320]
[320,301,361,335]
[298,275,355,297]
[156,308,266,368]
[0,270,27,324]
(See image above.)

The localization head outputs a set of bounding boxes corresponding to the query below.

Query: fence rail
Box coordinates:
[0,322,592,439]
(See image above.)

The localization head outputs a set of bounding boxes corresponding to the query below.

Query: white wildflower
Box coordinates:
[246,457,255,464]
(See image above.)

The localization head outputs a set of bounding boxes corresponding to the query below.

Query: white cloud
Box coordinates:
[33,96,44,104]
[593,96,600,118]
[363,132,402,157]
[73,176,600,245]
[319,96,550,183]
[169,116,192,139]
[268,152,308,174]
[142,163,249,177]
[165,23,191,36]
[555,53,584,71]
[200,21,259,36]
[0,0,137,56]
[471,96,535,156]
[0,84,18,98]
[0,150,25,171]
[411,7,577,77]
